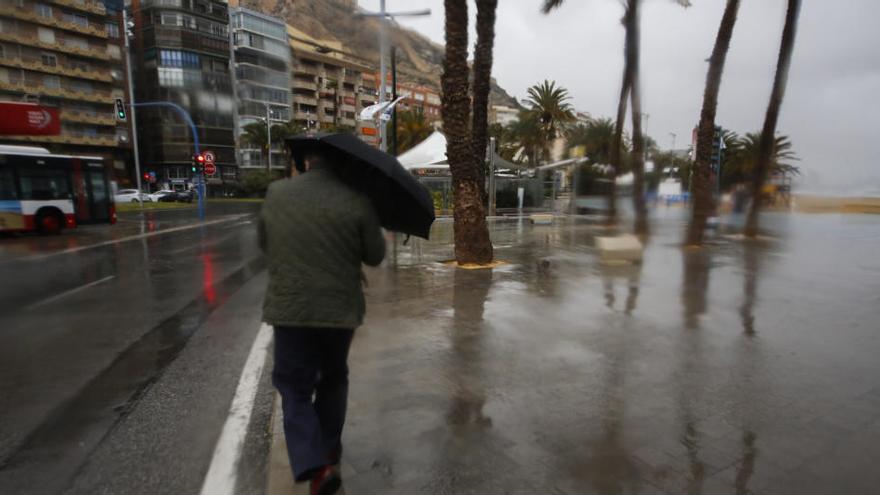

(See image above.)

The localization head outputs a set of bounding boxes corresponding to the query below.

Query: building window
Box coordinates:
[106,45,121,58]
[43,75,61,88]
[0,67,9,84]
[159,50,200,69]
[35,3,53,18]
[38,27,55,44]
[71,60,90,72]
[62,11,89,28]
[64,35,88,50]
[70,79,93,94]
[105,22,119,38]
[41,52,57,67]
[158,67,183,87]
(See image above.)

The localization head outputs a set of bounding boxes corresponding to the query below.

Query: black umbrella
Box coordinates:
[286,133,436,239]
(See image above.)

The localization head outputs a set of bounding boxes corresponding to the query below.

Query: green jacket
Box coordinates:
[258,168,385,328]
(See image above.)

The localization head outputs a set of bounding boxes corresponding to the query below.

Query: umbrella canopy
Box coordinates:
[286,133,436,239]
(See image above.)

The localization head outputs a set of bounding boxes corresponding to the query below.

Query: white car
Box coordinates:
[115,189,151,203]
[148,189,175,202]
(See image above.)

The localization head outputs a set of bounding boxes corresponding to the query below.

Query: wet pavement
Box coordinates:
[0,203,271,494]
[2,203,880,494]
[329,209,880,494]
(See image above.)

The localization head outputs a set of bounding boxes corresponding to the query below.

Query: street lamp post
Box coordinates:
[356,2,430,151]
[122,9,143,213]
[264,102,271,172]
[669,132,677,151]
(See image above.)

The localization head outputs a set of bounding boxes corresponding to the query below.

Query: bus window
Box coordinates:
[0,168,16,200]
[19,169,71,201]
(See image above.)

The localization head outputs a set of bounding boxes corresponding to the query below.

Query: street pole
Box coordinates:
[356,4,430,152]
[378,0,387,151]
[265,103,271,172]
[391,46,398,156]
[643,112,650,162]
[488,137,496,216]
[122,9,143,213]
[670,132,677,151]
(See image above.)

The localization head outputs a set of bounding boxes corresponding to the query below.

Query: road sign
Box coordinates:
[204,163,217,176]
[203,150,216,164]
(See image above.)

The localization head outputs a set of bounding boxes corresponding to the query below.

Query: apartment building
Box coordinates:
[287,26,377,145]
[230,6,290,173]
[128,0,235,193]
[0,0,134,184]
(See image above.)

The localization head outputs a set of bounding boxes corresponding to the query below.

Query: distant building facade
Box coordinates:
[489,104,519,127]
[0,0,134,184]
[231,7,290,174]
[129,0,235,193]
[287,26,378,146]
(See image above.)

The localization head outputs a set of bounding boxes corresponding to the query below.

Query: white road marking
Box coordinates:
[200,323,274,495]
[24,275,115,310]
[13,214,251,264]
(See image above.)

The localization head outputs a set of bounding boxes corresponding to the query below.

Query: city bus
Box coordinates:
[0,145,116,235]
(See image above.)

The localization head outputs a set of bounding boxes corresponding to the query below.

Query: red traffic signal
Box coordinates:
[195,153,206,164]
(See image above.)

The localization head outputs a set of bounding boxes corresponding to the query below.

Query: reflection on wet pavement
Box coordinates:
[340,211,880,494]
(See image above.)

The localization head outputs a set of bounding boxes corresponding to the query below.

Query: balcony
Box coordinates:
[320,114,335,124]
[339,117,356,127]
[292,79,317,91]
[292,95,316,105]
[0,80,112,104]
[60,109,116,126]
[0,5,108,39]
[0,32,110,61]
[293,110,318,121]
[49,0,106,16]
[3,133,118,147]
[0,55,113,83]
[295,64,320,76]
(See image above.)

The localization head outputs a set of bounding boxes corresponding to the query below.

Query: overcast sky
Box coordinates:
[358,0,880,194]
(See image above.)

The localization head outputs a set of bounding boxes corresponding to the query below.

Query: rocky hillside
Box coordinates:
[238,0,519,107]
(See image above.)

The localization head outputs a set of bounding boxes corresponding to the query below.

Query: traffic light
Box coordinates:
[115,98,127,121]
[192,153,206,174]
[143,172,150,182]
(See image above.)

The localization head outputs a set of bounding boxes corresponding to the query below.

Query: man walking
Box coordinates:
[259,150,385,495]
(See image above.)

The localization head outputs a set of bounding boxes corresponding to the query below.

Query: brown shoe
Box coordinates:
[309,465,341,495]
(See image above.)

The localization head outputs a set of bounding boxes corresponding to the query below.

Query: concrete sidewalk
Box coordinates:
[267,211,880,494]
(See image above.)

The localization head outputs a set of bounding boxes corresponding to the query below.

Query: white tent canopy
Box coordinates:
[397,131,448,169]
[397,131,530,171]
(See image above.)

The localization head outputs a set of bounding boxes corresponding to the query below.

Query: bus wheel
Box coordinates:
[36,211,64,235]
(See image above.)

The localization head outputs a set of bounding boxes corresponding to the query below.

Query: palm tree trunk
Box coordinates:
[609,56,630,227]
[471,0,498,204]
[745,0,801,238]
[685,0,741,246]
[442,0,493,264]
[626,0,649,236]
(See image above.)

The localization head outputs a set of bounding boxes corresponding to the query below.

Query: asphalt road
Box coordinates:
[0,204,275,495]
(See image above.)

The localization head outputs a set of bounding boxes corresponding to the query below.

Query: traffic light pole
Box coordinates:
[123,9,143,214]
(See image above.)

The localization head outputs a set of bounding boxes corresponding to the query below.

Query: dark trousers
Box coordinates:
[272,326,355,481]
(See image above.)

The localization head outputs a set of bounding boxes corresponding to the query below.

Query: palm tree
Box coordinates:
[745,0,801,238]
[543,0,690,231]
[442,0,494,264]
[524,80,576,162]
[242,120,303,168]
[685,0,742,246]
[624,0,649,234]
[567,117,616,166]
[471,0,499,195]
[241,121,270,165]
[396,110,433,155]
[726,133,799,185]
[506,110,544,166]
